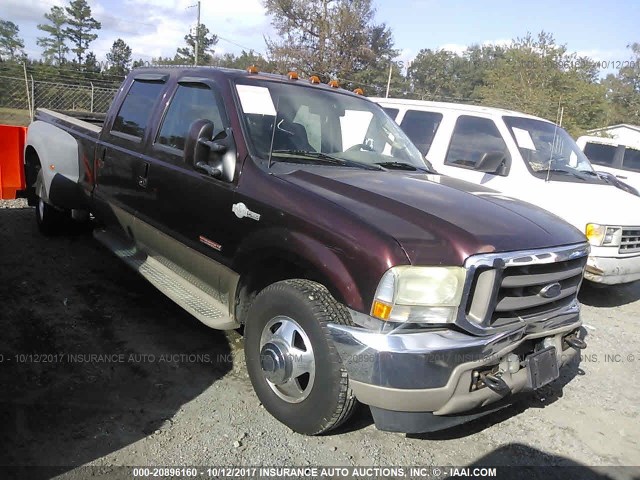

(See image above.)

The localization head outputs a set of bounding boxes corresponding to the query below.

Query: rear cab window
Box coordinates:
[111,79,166,140]
[622,146,640,172]
[583,142,618,167]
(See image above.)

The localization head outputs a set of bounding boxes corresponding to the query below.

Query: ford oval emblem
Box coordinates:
[539,282,562,298]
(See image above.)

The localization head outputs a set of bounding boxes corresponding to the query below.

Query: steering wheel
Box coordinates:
[346,143,374,152]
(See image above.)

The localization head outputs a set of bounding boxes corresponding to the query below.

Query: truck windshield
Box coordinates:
[503,116,594,176]
[234,79,434,172]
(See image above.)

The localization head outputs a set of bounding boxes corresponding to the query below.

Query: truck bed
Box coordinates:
[34,108,103,138]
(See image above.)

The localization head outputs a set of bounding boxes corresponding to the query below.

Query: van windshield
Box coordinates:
[234,79,434,172]
[503,116,594,176]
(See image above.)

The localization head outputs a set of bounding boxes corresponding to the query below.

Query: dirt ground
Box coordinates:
[1,199,639,479]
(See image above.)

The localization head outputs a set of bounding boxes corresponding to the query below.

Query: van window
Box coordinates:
[157,84,224,151]
[400,110,443,156]
[583,142,617,166]
[112,80,165,138]
[623,147,640,172]
[382,107,399,119]
[445,116,509,169]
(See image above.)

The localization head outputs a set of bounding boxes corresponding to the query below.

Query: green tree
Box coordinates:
[264,0,394,84]
[106,38,132,76]
[64,0,101,65]
[213,50,273,71]
[475,32,608,136]
[603,43,640,125]
[175,24,218,65]
[0,19,25,61]
[37,6,69,65]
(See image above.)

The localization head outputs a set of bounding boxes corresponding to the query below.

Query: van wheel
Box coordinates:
[244,279,357,435]
[35,197,69,236]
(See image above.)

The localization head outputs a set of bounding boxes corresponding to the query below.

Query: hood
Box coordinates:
[278,168,585,265]
[513,180,640,233]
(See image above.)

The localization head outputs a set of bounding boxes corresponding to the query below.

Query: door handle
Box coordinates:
[137,162,150,188]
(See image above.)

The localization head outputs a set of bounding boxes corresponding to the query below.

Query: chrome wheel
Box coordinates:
[259,315,315,403]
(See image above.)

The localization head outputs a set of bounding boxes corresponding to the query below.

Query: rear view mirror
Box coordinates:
[476,151,509,176]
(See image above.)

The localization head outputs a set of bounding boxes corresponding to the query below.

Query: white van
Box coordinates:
[373,98,640,285]
[576,135,640,194]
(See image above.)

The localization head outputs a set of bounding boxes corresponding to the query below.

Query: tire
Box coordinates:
[35,196,69,236]
[244,279,357,435]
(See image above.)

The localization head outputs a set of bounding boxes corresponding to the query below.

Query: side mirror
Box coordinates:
[476,151,509,176]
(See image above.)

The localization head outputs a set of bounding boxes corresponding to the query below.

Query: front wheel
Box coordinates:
[244,279,357,435]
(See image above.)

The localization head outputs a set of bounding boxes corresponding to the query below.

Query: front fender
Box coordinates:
[234,227,365,311]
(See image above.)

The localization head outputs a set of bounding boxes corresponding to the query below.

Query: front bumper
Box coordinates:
[328,308,583,432]
[585,254,640,284]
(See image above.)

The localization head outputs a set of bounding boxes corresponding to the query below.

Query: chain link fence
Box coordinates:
[0,75,119,126]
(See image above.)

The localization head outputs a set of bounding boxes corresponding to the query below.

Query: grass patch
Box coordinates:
[0,107,31,126]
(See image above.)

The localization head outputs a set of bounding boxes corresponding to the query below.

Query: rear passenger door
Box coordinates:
[95,75,167,225]
[142,79,237,269]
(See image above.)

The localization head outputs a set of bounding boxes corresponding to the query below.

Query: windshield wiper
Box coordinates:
[271,150,383,170]
[375,161,431,172]
[544,168,588,181]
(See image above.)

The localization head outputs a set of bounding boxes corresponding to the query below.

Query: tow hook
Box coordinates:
[565,336,587,350]
[481,372,511,396]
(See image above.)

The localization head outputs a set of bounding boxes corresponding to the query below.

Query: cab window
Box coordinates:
[111,80,165,138]
[623,146,640,172]
[400,110,443,156]
[445,116,509,170]
[583,142,618,167]
[157,84,224,151]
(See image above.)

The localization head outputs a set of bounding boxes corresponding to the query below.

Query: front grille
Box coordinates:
[465,245,589,329]
[620,228,640,254]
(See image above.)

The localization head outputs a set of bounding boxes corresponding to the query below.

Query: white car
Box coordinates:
[576,135,640,194]
[373,98,640,285]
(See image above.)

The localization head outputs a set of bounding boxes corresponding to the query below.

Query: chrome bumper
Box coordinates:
[328,304,582,416]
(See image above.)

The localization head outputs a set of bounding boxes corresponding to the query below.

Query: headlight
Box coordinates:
[585,223,622,246]
[371,266,466,324]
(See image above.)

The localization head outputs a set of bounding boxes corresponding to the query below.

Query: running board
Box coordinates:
[94,228,239,330]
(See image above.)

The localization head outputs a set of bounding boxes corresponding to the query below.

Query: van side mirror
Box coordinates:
[184,119,236,181]
[476,151,509,176]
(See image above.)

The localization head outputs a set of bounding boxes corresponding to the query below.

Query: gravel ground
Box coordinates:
[0,199,639,479]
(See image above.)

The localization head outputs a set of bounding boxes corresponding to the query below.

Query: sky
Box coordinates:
[1,0,638,75]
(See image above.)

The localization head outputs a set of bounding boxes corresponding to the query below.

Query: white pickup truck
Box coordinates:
[576,135,640,195]
[374,98,640,285]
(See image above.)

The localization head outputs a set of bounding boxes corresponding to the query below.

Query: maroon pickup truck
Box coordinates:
[23,66,589,435]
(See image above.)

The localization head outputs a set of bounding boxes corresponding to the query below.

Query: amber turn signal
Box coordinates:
[372,300,392,321]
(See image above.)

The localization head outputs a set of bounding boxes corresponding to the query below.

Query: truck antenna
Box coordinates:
[546,101,562,183]
[267,96,281,170]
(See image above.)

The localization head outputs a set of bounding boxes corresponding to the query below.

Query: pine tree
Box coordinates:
[106,38,132,76]
[0,19,25,61]
[175,24,218,65]
[64,0,101,65]
[37,6,69,65]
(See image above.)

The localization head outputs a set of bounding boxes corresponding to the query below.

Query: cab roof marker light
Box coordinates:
[247,65,259,74]
[328,79,339,88]
[287,71,299,80]
[353,88,364,95]
[309,75,321,84]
